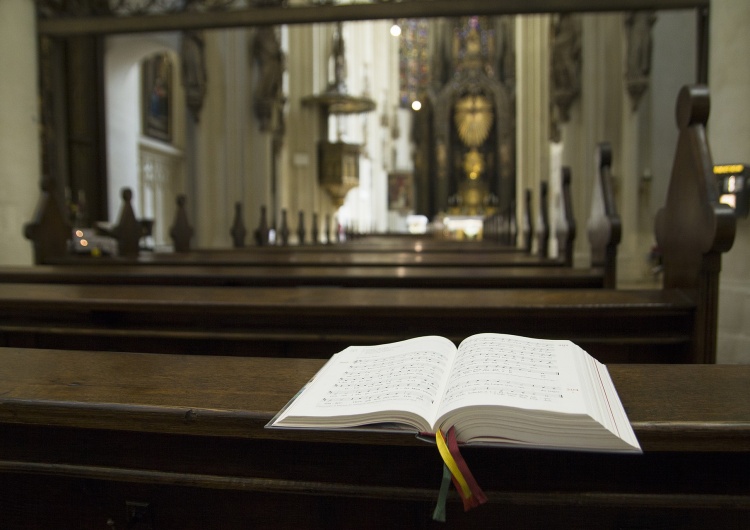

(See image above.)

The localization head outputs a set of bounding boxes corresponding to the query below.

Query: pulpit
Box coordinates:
[302,22,375,208]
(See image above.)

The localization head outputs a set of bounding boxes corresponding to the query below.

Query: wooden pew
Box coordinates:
[6,166,598,294]
[10,175,611,288]
[23,176,71,264]
[26,168,583,268]
[20,162,614,289]
[0,282,695,361]
[39,247,586,268]
[22,134,614,294]
[588,142,621,287]
[0,347,747,529]
[0,263,608,288]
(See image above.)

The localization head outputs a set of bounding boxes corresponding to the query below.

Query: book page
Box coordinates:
[433,333,588,429]
[590,355,641,450]
[272,336,457,431]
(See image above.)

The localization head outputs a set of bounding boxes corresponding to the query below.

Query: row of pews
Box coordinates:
[1,96,724,362]
[23,139,607,282]
[0,85,746,528]
[14,138,618,316]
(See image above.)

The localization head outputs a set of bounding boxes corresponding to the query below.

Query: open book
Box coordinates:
[269,333,641,453]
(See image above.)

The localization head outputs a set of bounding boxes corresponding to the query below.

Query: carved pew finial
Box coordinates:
[325,214,332,245]
[561,168,577,267]
[311,213,320,245]
[254,205,270,246]
[170,195,194,253]
[521,189,533,252]
[24,176,72,264]
[508,199,518,247]
[113,187,141,258]
[297,211,306,245]
[655,85,736,363]
[278,209,290,246]
[587,142,621,288]
[655,85,735,289]
[537,181,550,258]
[230,202,247,248]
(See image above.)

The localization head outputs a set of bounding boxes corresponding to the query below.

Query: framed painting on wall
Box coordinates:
[142,53,172,142]
[388,171,414,213]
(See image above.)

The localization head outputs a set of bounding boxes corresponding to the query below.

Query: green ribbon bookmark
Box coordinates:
[432,463,452,522]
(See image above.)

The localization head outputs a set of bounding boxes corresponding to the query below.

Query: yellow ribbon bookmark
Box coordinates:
[436,428,473,500]
[434,426,487,514]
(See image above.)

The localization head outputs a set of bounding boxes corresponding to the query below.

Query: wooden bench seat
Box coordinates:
[0,263,607,288]
[205,235,529,253]
[0,282,696,362]
[52,248,572,267]
[0,348,747,529]
[24,144,620,297]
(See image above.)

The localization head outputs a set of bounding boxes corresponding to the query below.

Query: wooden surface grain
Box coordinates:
[0,283,699,362]
[0,282,692,312]
[0,347,746,451]
[0,264,606,288]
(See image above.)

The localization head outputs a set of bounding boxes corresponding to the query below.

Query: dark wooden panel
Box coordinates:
[0,283,695,362]
[37,0,710,36]
[0,349,747,451]
[0,351,746,528]
[53,249,570,267]
[0,264,606,288]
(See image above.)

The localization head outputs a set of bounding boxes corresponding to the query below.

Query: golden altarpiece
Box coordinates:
[410,17,515,219]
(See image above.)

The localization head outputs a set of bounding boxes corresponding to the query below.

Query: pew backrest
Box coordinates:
[23,176,71,265]
[655,85,736,363]
[587,142,621,288]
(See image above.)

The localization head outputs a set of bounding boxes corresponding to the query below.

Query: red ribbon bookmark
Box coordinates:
[435,426,487,512]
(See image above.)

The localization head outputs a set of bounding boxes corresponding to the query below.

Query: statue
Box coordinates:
[625,11,657,111]
[550,14,582,123]
[252,26,285,132]
[181,30,207,123]
[328,22,347,93]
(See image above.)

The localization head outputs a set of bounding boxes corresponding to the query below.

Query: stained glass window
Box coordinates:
[398,18,429,108]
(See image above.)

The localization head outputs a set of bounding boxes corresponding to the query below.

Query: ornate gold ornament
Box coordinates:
[462,148,484,180]
[454,94,493,148]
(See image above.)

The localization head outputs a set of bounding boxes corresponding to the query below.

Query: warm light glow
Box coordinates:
[79,239,89,247]
[75,229,84,238]
[407,215,428,234]
[444,216,483,239]
[390,24,401,37]
[720,194,737,209]
[714,164,744,175]
[463,224,481,238]
[727,175,738,193]
[411,100,422,111]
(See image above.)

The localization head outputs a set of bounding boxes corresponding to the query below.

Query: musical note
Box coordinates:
[441,334,565,406]
[318,348,449,408]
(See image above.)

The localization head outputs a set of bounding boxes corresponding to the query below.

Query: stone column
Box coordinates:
[515,15,551,253]
[578,14,623,268]
[711,0,750,363]
[0,0,40,265]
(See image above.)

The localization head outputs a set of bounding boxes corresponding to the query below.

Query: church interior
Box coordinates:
[0,0,748,527]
